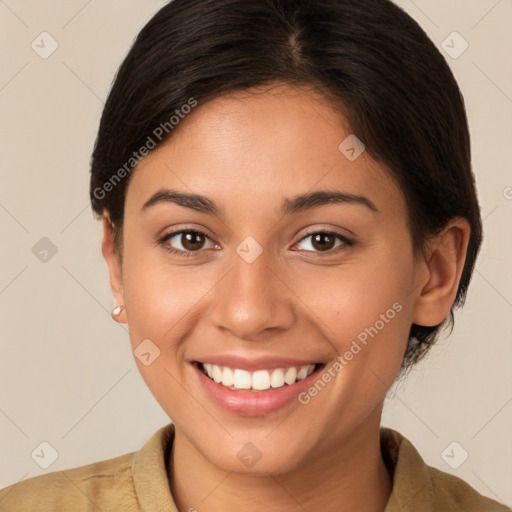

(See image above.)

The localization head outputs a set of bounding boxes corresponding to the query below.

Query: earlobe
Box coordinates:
[412,217,471,327]
[101,214,126,323]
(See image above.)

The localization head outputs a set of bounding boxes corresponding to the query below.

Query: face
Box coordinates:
[106,84,425,474]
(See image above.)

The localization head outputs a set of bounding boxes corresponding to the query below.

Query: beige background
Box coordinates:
[0,0,511,507]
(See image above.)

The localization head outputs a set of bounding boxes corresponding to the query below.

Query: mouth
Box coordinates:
[190,355,328,415]
[194,361,325,392]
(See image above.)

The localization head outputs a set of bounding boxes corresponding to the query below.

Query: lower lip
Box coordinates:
[192,363,324,416]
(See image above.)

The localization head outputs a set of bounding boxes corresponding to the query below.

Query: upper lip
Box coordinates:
[193,355,322,372]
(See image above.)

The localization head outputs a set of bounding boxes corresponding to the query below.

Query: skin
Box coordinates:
[102,84,470,512]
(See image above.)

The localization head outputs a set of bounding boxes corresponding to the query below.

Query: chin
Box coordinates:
[201,435,310,476]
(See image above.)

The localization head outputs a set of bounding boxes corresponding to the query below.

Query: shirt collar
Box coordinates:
[131,422,433,512]
[131,423,178,512]
[381,427,434,512]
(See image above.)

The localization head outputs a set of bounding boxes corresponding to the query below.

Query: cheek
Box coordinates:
[288,268,412,431]
[119,248,209,411]
[298,247,413,334]
[121,234,208,337]
[292,244,414,381]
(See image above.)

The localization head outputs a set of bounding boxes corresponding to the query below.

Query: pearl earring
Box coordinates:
[111,305,125,320]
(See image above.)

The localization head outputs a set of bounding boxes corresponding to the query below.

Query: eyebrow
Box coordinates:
[141,188,379,216]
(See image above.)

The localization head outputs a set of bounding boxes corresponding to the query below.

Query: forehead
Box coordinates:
[126,84,405,220]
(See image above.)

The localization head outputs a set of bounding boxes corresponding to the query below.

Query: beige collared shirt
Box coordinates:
[0,423,509,511]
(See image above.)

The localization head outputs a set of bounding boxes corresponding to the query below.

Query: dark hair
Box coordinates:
[89,0,483,374]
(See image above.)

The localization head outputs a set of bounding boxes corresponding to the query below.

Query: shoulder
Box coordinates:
[0,423,176,512]
[0,451,138,511]
[380,427,511,512]
[427,465,511,512]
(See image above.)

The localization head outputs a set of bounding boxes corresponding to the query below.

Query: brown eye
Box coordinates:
[159,229,218,255]
[295,231,353,254]
[310,233,336,251]
[180,231,206,251]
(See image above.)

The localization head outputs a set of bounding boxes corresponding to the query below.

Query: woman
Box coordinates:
[0,0,509,510]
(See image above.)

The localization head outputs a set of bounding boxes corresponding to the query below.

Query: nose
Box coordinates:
[210,247,296,341]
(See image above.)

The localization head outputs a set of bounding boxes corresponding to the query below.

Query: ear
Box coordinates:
[101,214,126,323]
[412,217,471,327]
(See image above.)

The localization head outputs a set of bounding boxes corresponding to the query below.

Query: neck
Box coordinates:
[169,409,392,512]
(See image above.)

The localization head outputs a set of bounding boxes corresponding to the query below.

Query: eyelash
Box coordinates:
[157,228,355,258]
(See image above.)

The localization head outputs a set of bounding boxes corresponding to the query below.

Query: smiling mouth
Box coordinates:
[195,361,324,392]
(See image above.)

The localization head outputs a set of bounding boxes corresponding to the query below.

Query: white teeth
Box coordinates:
[284,367,297,385]
[252,370,270,390]
[297,366,308,380]
[200,363,317,391]
[233,369,252,389]
[221,366,234,387]
[270,368,285,388]
[212,364,222,383]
